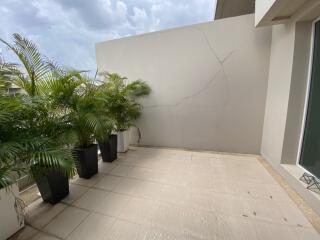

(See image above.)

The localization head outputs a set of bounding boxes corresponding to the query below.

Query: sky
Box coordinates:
[0,0,214,73]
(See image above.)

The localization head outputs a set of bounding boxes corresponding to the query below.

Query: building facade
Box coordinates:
[96,0,320,215]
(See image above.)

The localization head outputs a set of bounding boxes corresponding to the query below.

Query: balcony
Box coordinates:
[2,1,320,240]
[10,147,319,240]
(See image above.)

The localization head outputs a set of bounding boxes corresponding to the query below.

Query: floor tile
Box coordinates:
[218,215,257,240]
[98,162,117,174]
[119,197,157,225]
[150,202,182,235]
[277,201,313,227]
[141,226,180,240]
[72,188,109,212]
[103,220,144,240]
[43,206,89,239]
[31,233,61,240]
[133,181,163,200]
[27,200,67,229]
[266,184,292,202]
[252,220,297,240]
[184,188,214,211]
[162,170,188,186]
[95,192,131,217]
[94,175,123,191]
[212,193,248,217]
[113,177,142,195]
[9,226,39,240]
[158,184,186,205]
[245,198,283,223]
[292,226,320,240]
[127,167,160,182]
[71,173,105,187]
[25,147,318,240]
[62,184,89,204]
[67,213,115,240]
[181,208,219,239]
[110,165,133,177]
[186,172,213,188]
[192,151,219,158]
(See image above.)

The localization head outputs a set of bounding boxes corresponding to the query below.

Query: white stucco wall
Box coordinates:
[260,21,320,215]
[96,14,272,154]
[261,23,296,164]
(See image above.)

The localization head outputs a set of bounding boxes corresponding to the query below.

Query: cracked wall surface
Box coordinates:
[96,14,272,154]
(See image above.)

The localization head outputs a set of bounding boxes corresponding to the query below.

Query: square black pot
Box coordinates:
[33,168,69,204]
[73,144,98,179]
[98,134,117,162]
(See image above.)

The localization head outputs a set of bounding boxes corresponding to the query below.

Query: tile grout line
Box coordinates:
[23,223,65,240]
[63,210,91,240]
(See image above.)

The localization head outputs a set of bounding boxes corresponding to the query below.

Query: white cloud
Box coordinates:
[0,0,213,73]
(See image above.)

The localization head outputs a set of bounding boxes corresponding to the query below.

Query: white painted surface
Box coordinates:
[96,14,272,154]
[255,0,277,25]
[255,0,320,26]
[261,23,296,165]
[117,130,130,153]
[261,21,320,215]
[0,184,24,239]
[282,21,312,165]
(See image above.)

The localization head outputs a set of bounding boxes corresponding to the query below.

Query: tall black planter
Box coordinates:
[73,144,98,179]
[98,134,117,162]
[33,168,69,204]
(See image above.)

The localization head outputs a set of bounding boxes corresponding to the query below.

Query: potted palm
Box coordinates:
[94,85,117,162]
[0,34,76,204]
[71,92,109,178]
[0,93,76,204]
[99,73,151,152]
[0,34,112,180]
[97,125,117,162]
[0,92,75,237]
[47,72,114,178]
[24,99,76,204]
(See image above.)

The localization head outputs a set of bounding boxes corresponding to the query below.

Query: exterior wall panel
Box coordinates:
[96,14,272,153]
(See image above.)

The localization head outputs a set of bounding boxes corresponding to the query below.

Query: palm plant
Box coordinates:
[45,71,114,147]
[0,95,26,189]
[0,34,76,176]
[44,71,114,177]
[0,34,76,202]
[99,72,151,131]
[0,93,76,189]
[0,33,55,97]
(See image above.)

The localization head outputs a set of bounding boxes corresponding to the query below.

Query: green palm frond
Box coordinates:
[98,72,150,131]
[0,141,23,161]
[22,137,76,179]
[70,91,115,146]
[0,92,76,186]
[0,33,55,96]
[124,79,151,98]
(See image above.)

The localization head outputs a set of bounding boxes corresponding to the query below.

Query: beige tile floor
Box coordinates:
[10,147,320,240]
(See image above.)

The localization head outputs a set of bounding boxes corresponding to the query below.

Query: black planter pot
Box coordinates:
[98,134,117,162]
[32,167,69,204]
[73,144,98,179]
